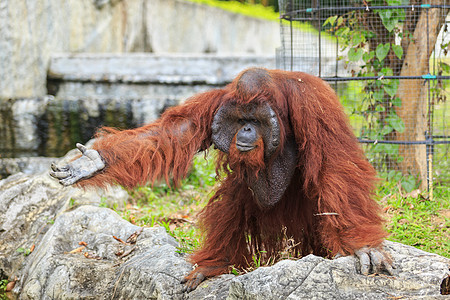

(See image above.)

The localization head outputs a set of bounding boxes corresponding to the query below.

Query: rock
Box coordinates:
[0,157,57,178]
[228,242,450,299]
[48,53,276,94]
[17,205,192,299]
[0,172,128,280]
[0,162,448,299]
[0,97,51,158]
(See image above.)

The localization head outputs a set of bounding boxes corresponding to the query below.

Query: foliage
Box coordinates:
[323,0,406,147]
[324,0,448,189]
[16,247,31,256]
[0,279,8,300]
[185,0,279,21]
[0,280,7,292]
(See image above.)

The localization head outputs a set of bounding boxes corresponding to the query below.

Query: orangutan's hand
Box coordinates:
[50,143,105,186]
[181,271,205,292]
[354,246,395,276]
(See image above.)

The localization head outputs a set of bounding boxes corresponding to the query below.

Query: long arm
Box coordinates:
[50,89,225,189]
[280,71,393,274]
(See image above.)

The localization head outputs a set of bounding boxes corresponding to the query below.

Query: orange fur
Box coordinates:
[227,136,265,180]
[78,89,225,189]
[79,68,387,280]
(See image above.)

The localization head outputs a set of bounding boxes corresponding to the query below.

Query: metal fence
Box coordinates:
[277,0,450,193]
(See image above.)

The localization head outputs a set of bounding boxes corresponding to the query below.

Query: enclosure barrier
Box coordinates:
[277,0,449,195]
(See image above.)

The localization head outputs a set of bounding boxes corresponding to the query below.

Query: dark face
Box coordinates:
[211,101,280,158]
[211,100,297,209]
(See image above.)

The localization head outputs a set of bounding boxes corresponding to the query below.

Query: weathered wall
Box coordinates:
[0,54,275,160]
[146,1,280,54]
[0,0,280,99]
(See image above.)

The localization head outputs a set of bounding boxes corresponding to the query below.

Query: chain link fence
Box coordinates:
[277,0,450,193]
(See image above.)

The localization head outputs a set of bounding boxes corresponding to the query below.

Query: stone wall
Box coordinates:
[0,54,275,161]
[0,0,280,99]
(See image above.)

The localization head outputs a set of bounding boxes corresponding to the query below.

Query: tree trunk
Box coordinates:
[395,2,448,188]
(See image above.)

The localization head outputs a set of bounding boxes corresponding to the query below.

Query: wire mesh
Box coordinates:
[277,0,449,190]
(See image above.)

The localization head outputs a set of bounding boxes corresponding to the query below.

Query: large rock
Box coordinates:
[0,144,128,278]
[0,173,128,278]
[18,205,191,299]
[228,243,450,299]
[0,149,448,298]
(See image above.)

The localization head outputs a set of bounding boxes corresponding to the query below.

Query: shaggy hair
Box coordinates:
[79,68,386,280]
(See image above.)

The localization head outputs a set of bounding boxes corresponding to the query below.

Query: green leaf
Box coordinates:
[373,89,384,101]
[351,33,365,46]
[335,27,350,37]
[401,176,417,193]
[440,41,450,49]
[392,44,403,59]
[378,9,399,32]
[387,113,405,133]
[383,80,399,97]
[381,125,393,135]
[386,0,403,5]
[383,144,398,155]
[362,51,375,63]
[376,105,386,112]
[439,61,450,73]
[392,97,402,107]
[381,67,394,76]
[388,170,402,182]
[372,143,385,153]
[324,15,338,27]
[376,43,390,61]
[348,48,364,62]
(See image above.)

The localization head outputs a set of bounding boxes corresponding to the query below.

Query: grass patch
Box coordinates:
[185,0,279,21]
[112,151,217,254]
[184,0,327,37]
[378,180,449,258]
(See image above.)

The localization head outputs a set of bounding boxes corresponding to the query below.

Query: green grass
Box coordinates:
[0,279,10,300]
[112,151,217,253]
[0,280,7,293]
[185,0,326,36]
[185,0,280,21]
[377,180,449,258]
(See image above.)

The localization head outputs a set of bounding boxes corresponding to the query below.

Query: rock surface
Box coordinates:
[0,157,56,177]
[0,148,448,299]
[1,174,448,299]
[18,205,190,299]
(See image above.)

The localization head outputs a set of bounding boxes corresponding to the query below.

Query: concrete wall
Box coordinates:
[0,0,280,99]
[0,54,276,158]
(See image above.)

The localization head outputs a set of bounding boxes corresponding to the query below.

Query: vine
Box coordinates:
[324,0,449,191]
[322,0,433,191]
